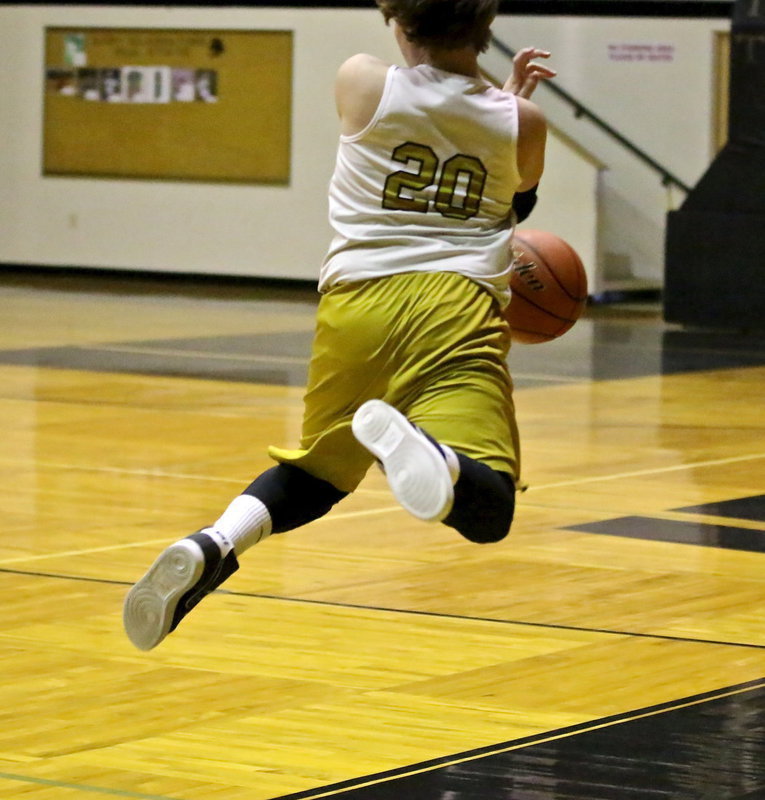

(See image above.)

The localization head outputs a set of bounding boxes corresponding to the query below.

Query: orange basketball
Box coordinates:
[504,229,588,344]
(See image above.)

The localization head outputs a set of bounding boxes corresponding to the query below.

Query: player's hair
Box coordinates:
[376,0,498,53]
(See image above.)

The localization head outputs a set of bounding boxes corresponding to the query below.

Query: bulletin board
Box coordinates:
[43,27,293,183]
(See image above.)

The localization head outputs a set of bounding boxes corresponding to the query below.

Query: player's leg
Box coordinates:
[124,282,390,651]
[352,398,517,541]
[352,398,459,522]
[123,465,348,651]
[353,271,520,542]
[443,456,516,543]
[405,362,520,544]
[405,368,519,543]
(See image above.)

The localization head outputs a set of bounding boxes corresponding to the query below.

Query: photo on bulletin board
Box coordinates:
[43,27,293,183]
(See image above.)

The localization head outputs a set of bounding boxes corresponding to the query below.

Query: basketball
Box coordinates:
[504,229,588,344]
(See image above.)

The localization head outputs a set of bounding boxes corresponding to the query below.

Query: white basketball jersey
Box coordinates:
[319,63,522,305]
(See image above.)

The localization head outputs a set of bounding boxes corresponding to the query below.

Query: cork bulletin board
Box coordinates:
[43,28,293,183]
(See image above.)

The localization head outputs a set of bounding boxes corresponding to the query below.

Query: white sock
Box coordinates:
[203,494,272,557]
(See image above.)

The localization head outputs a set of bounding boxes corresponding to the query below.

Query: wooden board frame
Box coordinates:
[43,27,293,184]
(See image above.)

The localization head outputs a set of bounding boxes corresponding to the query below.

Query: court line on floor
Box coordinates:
[0,459,246,484]
[1,459,391,496]
[0,504,404,566]
[2,680,763,800]
[60,346,582,383]
[221,590,765,650]
[0,458,366,493]
[1,457,393,499]
[512,371,585,383]
[0,538,182,565]
[517,501,765,531]
[1,563,763,652]
[88,344,309,365]
[7,451,765,494]
[524,452,765,491]
[0,771,182,800]
[2,452,762,565]
[273,678,765,800]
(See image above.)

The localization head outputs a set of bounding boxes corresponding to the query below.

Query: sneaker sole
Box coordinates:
[123,539,205,651]
[352,399,453,522]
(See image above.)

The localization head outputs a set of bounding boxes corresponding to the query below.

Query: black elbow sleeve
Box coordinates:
[512,184,539,223]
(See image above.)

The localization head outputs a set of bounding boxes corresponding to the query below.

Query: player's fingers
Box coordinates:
[512,46,538,67]
[517,48,551,62]
[513,50,555,78]
[528,63,557,78]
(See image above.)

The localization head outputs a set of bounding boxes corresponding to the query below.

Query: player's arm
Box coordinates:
[501,49,552,220]
[516,97,546,191]
[335,53,391,137]
[512,97,547,221]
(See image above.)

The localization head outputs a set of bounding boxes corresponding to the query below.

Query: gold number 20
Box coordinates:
[382,142,487,221]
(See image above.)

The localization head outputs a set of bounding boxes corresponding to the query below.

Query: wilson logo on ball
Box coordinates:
[514,261,545,292]
[504,230,588,344]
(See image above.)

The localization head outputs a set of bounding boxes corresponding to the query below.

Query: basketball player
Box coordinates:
[124,0,553,651]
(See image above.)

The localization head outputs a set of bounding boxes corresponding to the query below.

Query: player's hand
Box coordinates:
[504,47,556,99]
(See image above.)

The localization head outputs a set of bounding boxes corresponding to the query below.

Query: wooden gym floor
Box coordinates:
[1,267,764,800]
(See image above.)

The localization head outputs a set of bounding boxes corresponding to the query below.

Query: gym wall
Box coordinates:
[0,4,729,285]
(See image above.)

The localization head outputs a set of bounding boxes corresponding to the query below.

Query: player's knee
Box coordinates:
[444,469,515,544]
[457,503,514,544]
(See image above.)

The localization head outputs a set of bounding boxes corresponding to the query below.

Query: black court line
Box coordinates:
[565,516,765,554]
[5,567,764,797]
[2,322,765,388]
[0,333,312,386]
[269,678,765,800]
[2,566,764,651]
[675,494,765,523]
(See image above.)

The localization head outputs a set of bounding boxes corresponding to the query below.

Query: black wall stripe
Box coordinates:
[23,1,734,18]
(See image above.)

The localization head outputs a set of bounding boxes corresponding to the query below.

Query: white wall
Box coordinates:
[485,13,730,287]
[0,5,729,287]
[517,131,603,291]
[0,5,401,280]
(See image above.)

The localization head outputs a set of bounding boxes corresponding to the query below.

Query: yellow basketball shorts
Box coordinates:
[268,270,520,493]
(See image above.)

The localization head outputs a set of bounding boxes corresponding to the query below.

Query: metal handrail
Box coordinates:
[490,34,692,193]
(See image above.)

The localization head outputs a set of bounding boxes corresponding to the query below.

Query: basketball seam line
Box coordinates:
[509,291,578,324]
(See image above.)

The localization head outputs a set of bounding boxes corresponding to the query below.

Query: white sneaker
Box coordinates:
[352,399,456,522]
[123,531,239,651]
